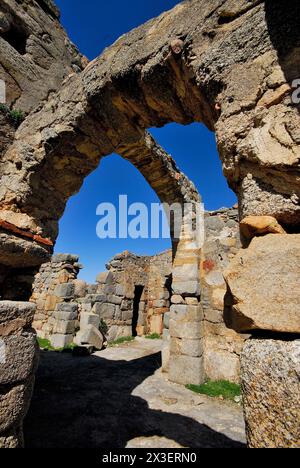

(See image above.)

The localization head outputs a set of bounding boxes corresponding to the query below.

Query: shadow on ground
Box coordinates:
[24,350,245,448]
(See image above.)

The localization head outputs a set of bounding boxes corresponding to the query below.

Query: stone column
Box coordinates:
[0,301,38,448]
[168,204,205,385]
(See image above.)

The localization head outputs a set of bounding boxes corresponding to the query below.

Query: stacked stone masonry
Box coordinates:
[0,0,299,449]
[30,207,246,387]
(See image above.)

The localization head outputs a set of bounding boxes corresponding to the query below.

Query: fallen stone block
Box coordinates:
[225,234,300,333]
[240,215,286,240]
[76,325,104,350]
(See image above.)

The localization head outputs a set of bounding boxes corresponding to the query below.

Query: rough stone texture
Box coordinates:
[75,324,104,351]
[0,0,299,448]
[1,0,299,255]
[24,338,246,448]
[0,377,34,433]
[0,301,38,448]
[0,331,38,385]
[241,338,300,449]
[225,234,300,333]
[50,333,73,349]
[31,255,82,339]
[240,215,286,241]
[201,208,247,383]
[0,0,86,113]
[0,0,87,276]
[0,301,35,335]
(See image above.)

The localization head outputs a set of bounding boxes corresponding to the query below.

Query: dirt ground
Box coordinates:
[24,338,246,448]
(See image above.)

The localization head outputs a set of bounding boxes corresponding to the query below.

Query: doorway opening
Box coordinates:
[132,285,144,337]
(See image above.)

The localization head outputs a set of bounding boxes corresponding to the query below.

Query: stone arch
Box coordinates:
[1,0,299,448]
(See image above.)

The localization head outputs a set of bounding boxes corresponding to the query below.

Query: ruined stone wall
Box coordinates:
[201,207,247,383]
[30,250,172,345]
[95,250,172,340]
[0,0,87,280]
[31,254,83,346]
[0,0,87,447]
[145,251,172,336]
[1,0,299,449]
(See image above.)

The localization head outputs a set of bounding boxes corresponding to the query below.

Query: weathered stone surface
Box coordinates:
[52,254,79,264]
[94,303,115,320]
[170,304,203,323]
[171,295,184,304]
[77,325,104,350]
[0,425,23,448]
[225,235,300,333]
[96,272,113,284]
[53,320,76,335]
[170,337,203,358]
[50,334,73,349]
[149,315,163,335]
[169,320,203,340]
[204,347,241,384]
[73,280,87,298]
[240,215,286,240]
[0,332,38,385]
[80,312,100,330]
[169,355,204,386]
[241,338,300,449]
[54,283,75,299]
[0,377,34,433]
[0,301,35,336]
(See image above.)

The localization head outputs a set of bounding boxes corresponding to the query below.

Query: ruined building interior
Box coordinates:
[0,0,299,449]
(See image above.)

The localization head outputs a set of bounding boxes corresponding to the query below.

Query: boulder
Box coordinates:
[224,234,300,333]
[240,216,286,240]
[241,338,300,448]
[77,325,104,350]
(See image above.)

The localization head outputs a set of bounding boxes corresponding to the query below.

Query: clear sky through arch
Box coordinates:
[54,0,237,283]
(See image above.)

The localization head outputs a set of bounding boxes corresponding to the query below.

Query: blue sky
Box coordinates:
[54,0,237,283]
